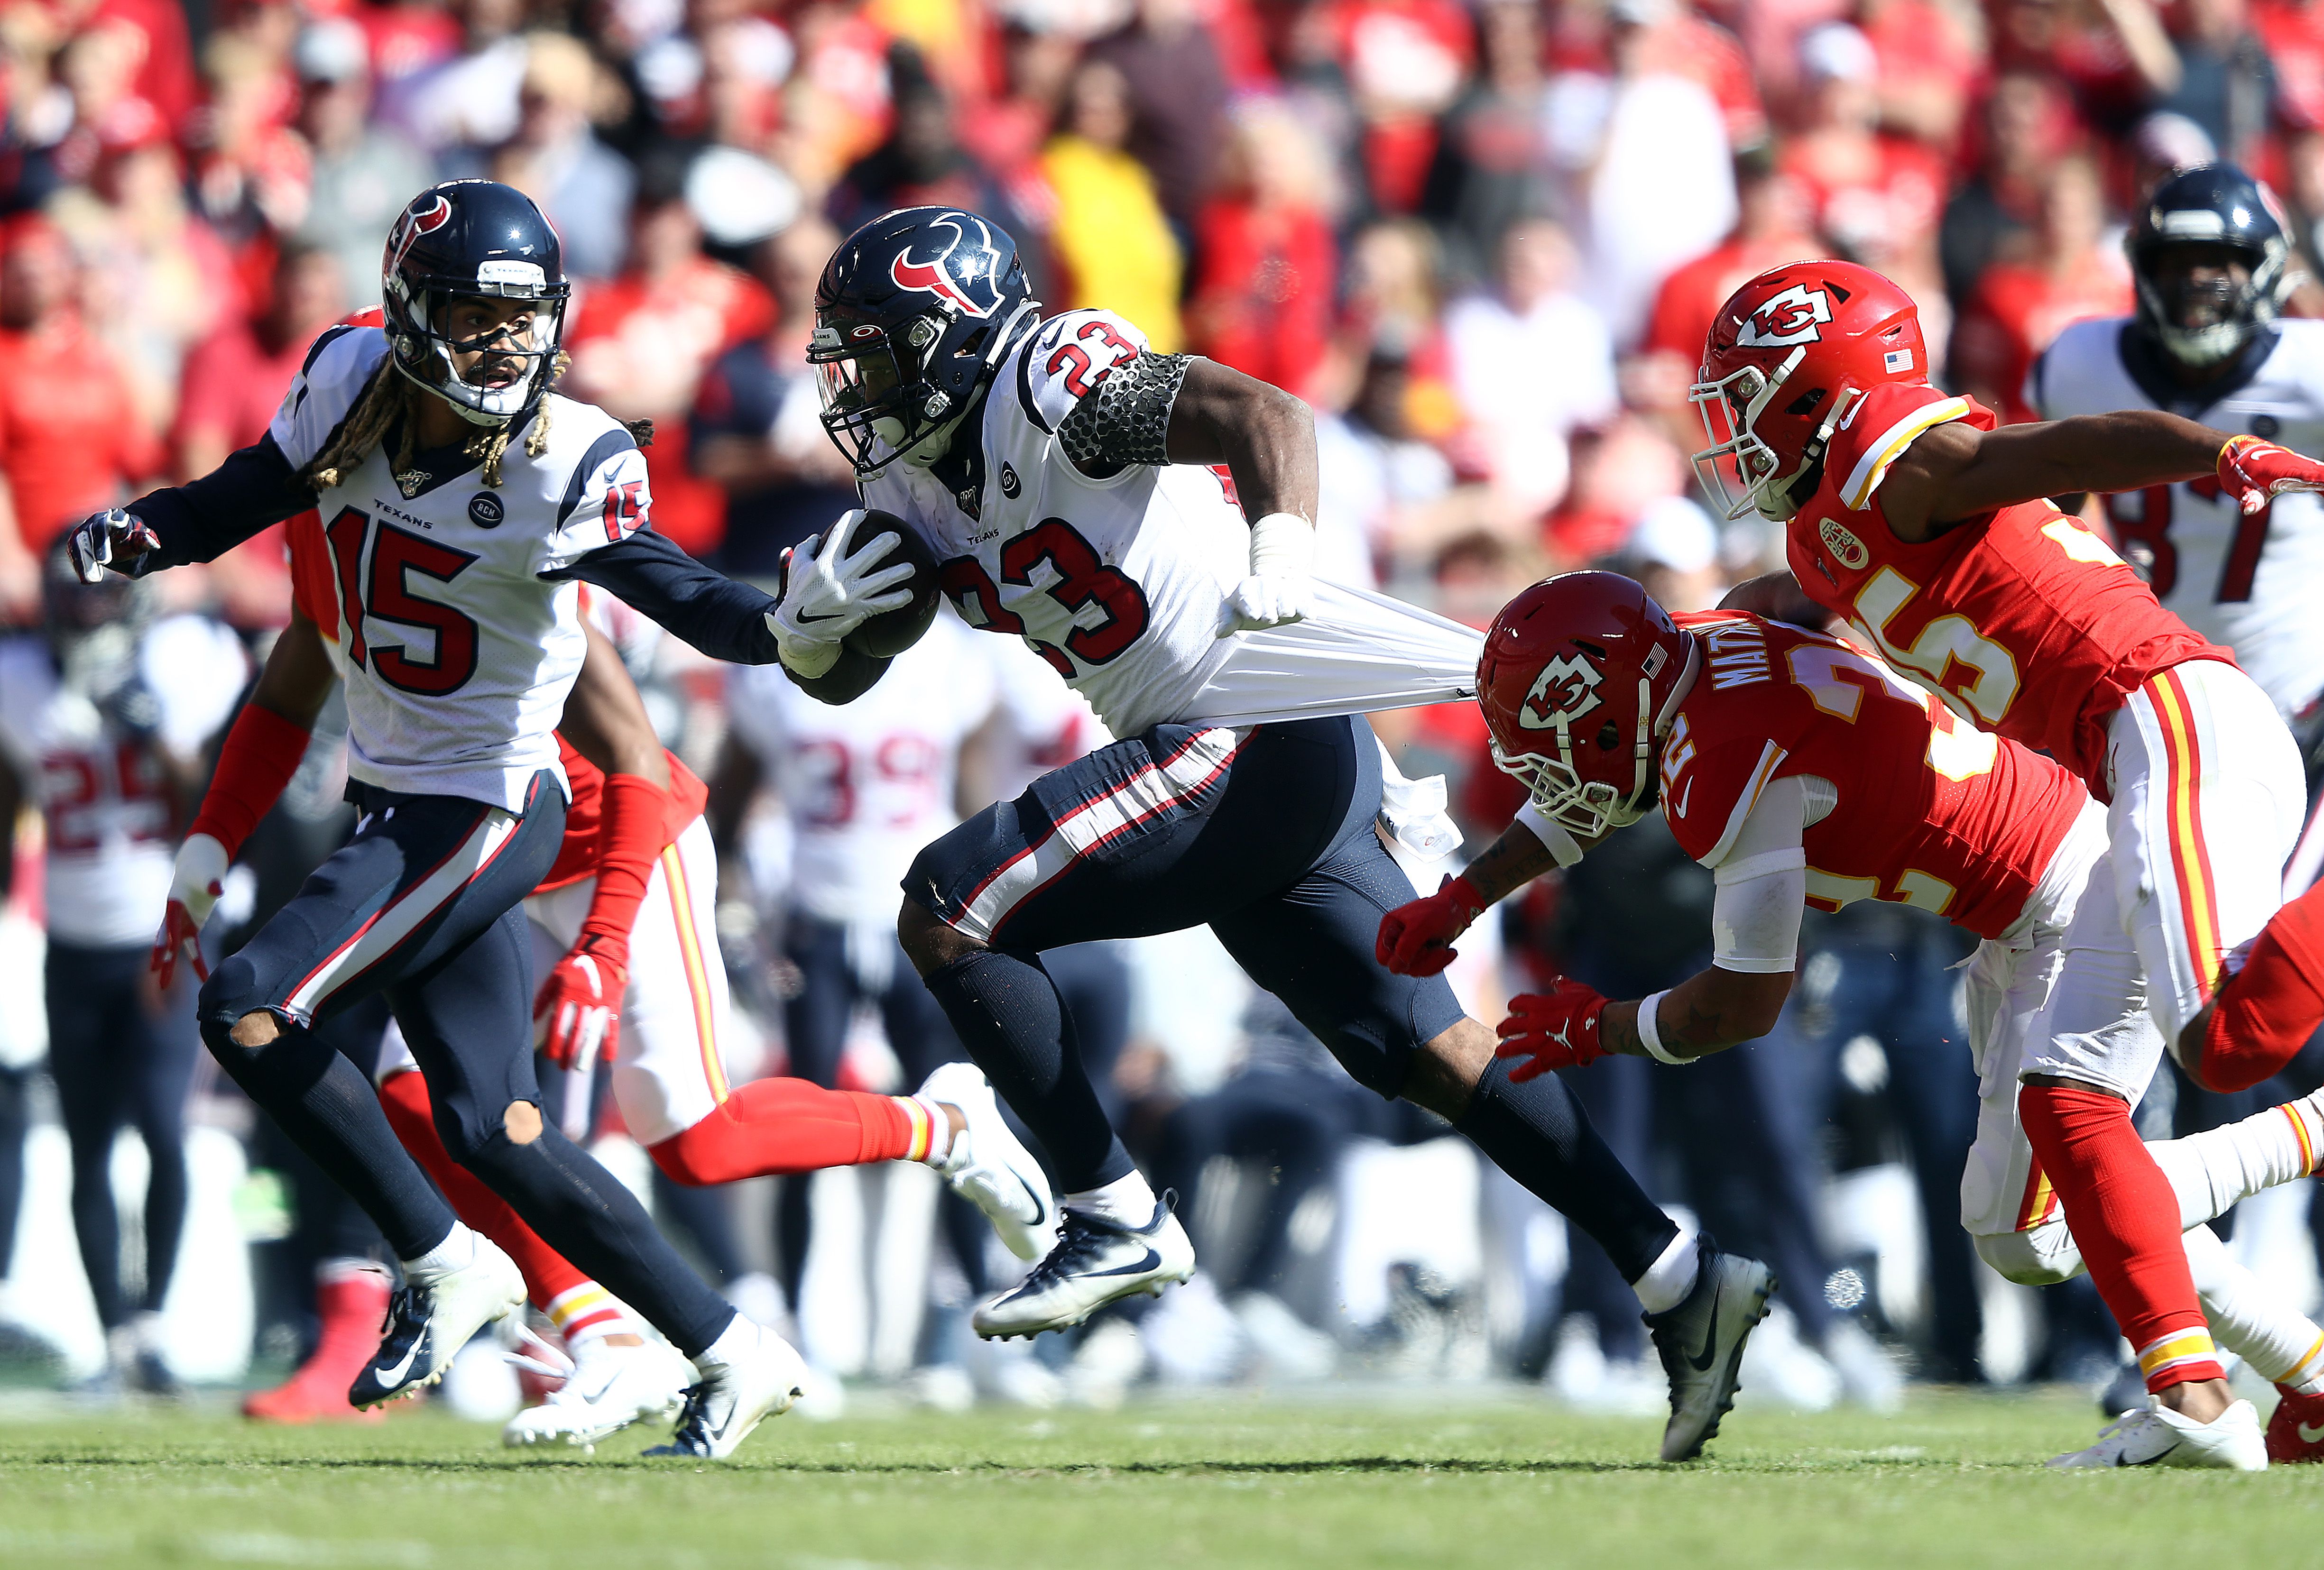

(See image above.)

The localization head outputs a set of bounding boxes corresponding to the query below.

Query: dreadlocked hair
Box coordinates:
[296,349,574,494]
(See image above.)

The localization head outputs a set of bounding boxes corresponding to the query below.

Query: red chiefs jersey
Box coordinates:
[1783,382,2230,790]
[283,511,703,892]
[1661,611,2089,941]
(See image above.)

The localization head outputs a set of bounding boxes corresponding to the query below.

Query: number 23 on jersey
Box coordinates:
[940,517,1151,678]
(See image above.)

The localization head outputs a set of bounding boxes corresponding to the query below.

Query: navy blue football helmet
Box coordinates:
[2127,163,2296,369]
[810,207,1042,475]
[382,179,572,426]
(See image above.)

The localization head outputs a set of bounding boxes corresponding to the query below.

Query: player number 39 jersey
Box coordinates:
[1661,611,2090,941]
[269,325,655,810]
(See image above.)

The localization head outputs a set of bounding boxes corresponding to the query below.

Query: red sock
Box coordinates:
[2019,1082,2224,1392]
[375,1071,593,1312]
[648,1077,923,1187]
[2195,883,2324,1093]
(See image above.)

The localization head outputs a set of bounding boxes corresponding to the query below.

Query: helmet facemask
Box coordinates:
[1489,637,1696,837]
[2132,238,2289,370]
[387,268,569,427]
[811,298,1040,477]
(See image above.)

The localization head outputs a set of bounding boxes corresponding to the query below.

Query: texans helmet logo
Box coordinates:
[889,215,1004,319]
[1518,653,1605,731]
[1735,284,1834,349]
[385,193,453,281]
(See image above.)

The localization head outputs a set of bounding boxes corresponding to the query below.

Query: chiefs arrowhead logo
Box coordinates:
[1518,653,1605,731]
[1735,284,1833,349]
[889,214,1003,319]
[385,193,453,283]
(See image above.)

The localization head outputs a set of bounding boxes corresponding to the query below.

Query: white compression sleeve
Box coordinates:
[1706,774,1808,974]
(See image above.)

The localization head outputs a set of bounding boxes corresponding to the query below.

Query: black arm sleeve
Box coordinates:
[1057,351,1188,477]
[125,434,311,570]
[551,527,783,665]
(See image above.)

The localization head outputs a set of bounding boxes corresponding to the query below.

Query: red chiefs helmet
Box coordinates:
[1690,260,1928,522]
[1479,572,1699,837]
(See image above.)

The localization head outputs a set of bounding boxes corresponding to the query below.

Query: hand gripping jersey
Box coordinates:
[725,614,997,923]
[0,618,248,946]
[1783,382,2229,789]
[268,325,657,810]
[2032,317,2324,719]
[858,309,1480,738]
[286,513,703,895]
[1660,611,2089,941]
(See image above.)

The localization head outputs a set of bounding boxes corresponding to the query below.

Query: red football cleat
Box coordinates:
[2266,1385,2324,1463]
[243,1271,392,1424]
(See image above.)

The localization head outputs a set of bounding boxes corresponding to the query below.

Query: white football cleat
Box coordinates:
[503,1337,692,1452]
[644,1321,808,1460]
[1645,1238,1775,1461]
[2048,1397,2268,1471]
[348,1238,526,1409]
[972,1201,1196,1340]
[920,1062,1056,1261]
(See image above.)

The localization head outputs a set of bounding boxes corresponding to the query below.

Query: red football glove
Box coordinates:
[534,938,627,1070]
[2218,434,2324,515]
[1495,976,1612,1081]
[1377,874,1490,976]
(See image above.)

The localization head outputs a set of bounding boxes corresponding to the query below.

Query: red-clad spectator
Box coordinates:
[1319,0,1474,212]
[1185,100,1337,399]
[564,152,775,558]
[1937,70,2079,307]
[170,243,349,627]
[1780,24,1949,276]
[1950,156,2132,421]
[0,217,163,613]
[1857,0,1980,149]
[1629,0,1767,152]
[1635,152,1817,404]
[1988,0,2182,129]
[88,0,198,135]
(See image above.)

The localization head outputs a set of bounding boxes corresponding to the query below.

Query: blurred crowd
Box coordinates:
[0,0,2321,1416]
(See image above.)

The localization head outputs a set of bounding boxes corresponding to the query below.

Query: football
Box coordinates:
[842,510,943,658]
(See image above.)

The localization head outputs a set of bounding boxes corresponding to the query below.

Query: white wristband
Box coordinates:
[1515,800,1585,868]
[1635,990,1689,1065]
[1248,511,1313,576]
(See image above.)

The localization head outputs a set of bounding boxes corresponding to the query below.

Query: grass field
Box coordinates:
[2,1388,2317,1569]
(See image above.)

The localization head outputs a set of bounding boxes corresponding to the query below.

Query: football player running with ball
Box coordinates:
[782,206,1774,1463]
[68,180,816,1458]
[1696,260,2324,1463]
[1382,574,2324,1469]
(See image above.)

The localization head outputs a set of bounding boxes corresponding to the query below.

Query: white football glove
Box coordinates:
[1218,511,1315,636]
[764,508,918,677]
[67,507,159,585]
[151,832,228,988]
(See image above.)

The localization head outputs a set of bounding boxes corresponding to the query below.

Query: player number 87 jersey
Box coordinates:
[1660,611,2089,941]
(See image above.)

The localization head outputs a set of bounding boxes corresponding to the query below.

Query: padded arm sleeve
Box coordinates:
[552,528,782,665]
[1708,774,1809,974]
[1057,351,1189,474]
[126,434,310,571]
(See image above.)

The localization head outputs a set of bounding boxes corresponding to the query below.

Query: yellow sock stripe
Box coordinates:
[545,1283,614,1331]
[662,844,729,1105]
[2286,1102,2317,1177]
[2136,1327,2222,1377]
[2287,1330,2324,1386]
[898,1097,933,1163]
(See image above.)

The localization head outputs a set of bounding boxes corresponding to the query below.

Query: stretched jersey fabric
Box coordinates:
[126,325,783,811]
[284,512,702,894]
[858,308,1480,739]
[2031,318,2324,719]
[1660,610,2088,941]
[1782,382,2229,790]
[725,614,997,924]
